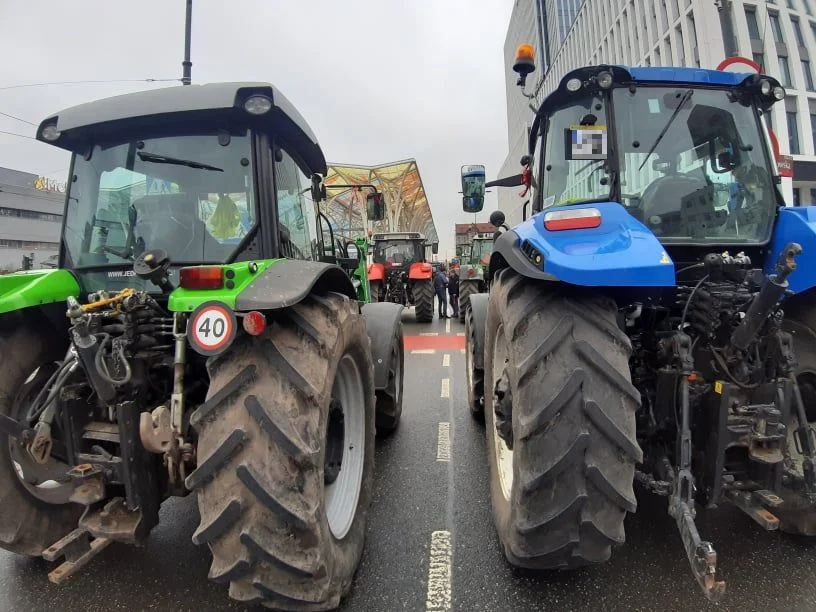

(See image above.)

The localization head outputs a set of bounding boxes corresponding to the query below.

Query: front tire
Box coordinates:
[484,270,641,569]
[188,293,376,610]
[375,320,404,437]
[465,306,484,421]
[459,280,480,323]
[413,279,434,323]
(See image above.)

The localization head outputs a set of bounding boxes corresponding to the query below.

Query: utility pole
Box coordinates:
[182,0,193,85]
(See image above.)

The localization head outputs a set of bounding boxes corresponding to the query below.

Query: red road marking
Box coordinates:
[404,335,465,350]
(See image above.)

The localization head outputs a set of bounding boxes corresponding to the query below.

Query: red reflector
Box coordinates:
[544,208,602,231]
[242,311,267,336]
[180,266,224,290]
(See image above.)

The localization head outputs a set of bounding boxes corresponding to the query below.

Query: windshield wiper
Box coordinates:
[638,89,693,171]
[137,151,223,172]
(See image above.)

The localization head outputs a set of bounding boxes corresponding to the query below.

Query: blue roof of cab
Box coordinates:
[625,66,751,86]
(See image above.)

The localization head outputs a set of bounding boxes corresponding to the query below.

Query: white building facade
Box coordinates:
[500,0,816,215]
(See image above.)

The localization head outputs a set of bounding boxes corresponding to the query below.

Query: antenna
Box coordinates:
[182,0,193,85]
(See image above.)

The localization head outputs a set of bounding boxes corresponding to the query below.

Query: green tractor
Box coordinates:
[457,234,494,322]
[0,83,405,610]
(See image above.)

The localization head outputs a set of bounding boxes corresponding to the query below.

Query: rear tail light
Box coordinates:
[242,311,267,336]
[180,266,224,290]
[544,207,602,231]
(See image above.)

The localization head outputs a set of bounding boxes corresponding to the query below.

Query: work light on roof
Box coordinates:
[597,71,613,89]
[773,86,785,100]
[759,79,772,96]
[566,78,582,92]
[40,124,61,141]
[244,95,273,115]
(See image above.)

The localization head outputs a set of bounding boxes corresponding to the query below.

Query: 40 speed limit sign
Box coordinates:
[187,302,237,356]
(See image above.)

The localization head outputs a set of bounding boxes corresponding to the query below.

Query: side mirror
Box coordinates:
[461,165,486,212]
[432,242,439,255]
[366,193,385,221]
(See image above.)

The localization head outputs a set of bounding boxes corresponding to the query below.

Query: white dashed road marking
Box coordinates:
[456,332,465,337]
[440,378,449,398]
[425,530,452,611]
[442,354,450,367]
[420,332,439,336]
[411,349,436,354]
[436,422,451,462]
[445,318,451,334]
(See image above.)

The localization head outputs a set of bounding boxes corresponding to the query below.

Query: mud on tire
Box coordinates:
[188,292,376,611]
[0,325,82,556]
[458,280,479,323]
[484,269,641,569]
[413,279,434,323]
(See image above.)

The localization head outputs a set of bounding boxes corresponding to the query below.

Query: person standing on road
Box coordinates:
[434,265,449,319]
[448,268,460,319]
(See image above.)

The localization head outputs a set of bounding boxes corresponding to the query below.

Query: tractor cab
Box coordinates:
[371,232,428,269]
[464,236,494,268]
[29,83,332,299]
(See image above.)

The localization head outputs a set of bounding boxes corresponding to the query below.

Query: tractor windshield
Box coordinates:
[372,240,423,266]
[63,131,255,268]
[468,239,494,265]
[613,87,776,243]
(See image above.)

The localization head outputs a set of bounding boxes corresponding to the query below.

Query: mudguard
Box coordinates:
[235,259,356,310]
[0,269,80,315]
[469,293,489,371]
[765,206,816,293]
[408,262,433,280]
[368,262,385,282]
[493,202,676,287]
[361,302,404,390]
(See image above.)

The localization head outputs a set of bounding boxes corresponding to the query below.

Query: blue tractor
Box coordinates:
[464,49,816,602]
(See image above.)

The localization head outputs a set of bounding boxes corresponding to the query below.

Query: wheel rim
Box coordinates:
[325,353,366,539]
[8,364,74,505]
[491,325,513,500]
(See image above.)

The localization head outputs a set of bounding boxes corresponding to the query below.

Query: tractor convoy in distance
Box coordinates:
[0,38,815,612]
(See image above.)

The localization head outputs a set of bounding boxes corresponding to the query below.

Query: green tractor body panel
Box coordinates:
[0,269,81,315]
[168,259,282,312]
[352,237,371,303]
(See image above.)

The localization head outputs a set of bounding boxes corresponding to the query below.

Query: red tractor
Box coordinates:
[368,232,437,322]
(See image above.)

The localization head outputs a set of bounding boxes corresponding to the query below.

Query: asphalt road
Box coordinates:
[2,307,816,611]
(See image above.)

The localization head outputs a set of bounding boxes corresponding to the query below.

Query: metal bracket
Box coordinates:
[42,527,112,585]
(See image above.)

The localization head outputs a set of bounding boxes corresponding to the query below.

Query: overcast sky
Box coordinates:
[0,0,514,257]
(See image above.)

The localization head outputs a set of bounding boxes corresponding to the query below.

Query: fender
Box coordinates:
[0,269,80,315]
[368,262,385,282]
[492,202,676,287]
[361,302,404,390]
[469,293,489,371]
[765,206,816,293]
[408,262,433,280]
[235,259,356,311]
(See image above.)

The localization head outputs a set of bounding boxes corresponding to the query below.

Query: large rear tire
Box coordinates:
[188,293,376,611]
[459,280,480,323]
[780,306,816,535]
[0,326,82,556]
[484,269,641,569]
[465,306,484,421]
[413,279,434,323]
